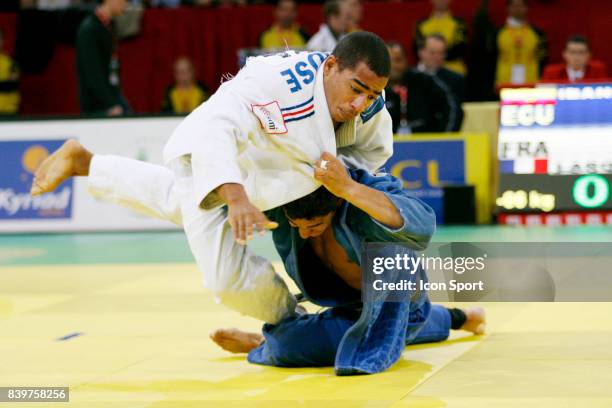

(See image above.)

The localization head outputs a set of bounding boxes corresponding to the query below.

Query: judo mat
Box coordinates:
[1,226,612,407]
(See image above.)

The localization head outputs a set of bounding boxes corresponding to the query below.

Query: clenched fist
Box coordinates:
[314,152,356,199]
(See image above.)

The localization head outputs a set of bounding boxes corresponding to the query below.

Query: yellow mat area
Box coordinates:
[1,263,611,407]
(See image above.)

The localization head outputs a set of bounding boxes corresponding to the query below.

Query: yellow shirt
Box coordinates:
[166,84,208,114]
[417,12,467,75]
[496,24,542,85]
[0,53,19,115]
[259,24,308,50]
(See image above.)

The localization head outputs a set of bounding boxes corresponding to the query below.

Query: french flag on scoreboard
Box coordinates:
[500,159,549,174]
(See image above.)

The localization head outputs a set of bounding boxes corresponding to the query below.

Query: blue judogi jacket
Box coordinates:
[249,169,436,375]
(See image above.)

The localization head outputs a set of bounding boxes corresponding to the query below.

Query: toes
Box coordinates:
[210,330,225,342]
[210,329,234,342]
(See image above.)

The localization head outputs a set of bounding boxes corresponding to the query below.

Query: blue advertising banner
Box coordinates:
[0,140,73,220]
[385,140,466,224]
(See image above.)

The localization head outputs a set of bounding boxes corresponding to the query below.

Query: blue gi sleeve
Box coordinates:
[346,170,436,250]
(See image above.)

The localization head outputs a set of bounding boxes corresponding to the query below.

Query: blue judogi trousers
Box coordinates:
[248,303,451,367]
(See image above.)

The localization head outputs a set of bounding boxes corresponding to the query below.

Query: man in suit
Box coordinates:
[385,41,454,134]
[541,35,608,83]
[416,34,464,131]
[76,0,129,116]
[413,0,468,75]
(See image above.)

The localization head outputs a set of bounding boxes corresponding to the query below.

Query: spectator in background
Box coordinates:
[542,35,608,83]
[307,0,349,53]
[414,0,467,75]
[161,57,209,114]
[495,0,547,86]
[416,34,464,131]
[76,0,129,116]
[341,0,362,32]
[258,0,309,50]
[385,41,453,134]
[0,28,20,115]
[466,0,497,101]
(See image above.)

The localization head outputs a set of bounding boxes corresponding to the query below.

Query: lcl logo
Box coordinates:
[391,160,454,189]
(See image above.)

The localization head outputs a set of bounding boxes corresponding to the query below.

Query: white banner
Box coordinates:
[0,116,184,233]
[499,126,612,164]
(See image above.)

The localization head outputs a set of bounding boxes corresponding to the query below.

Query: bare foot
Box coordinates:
[460,306,486,335]
[30,139,92,196]
[210,328,264,353]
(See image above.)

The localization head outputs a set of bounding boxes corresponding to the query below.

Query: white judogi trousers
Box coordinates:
[88,154,297,324]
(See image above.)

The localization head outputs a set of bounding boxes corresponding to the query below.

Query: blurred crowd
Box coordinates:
[0,0,609,134]
[2,0,320,10]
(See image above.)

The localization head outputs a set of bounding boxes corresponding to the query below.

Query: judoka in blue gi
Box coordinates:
[212,153,486,375]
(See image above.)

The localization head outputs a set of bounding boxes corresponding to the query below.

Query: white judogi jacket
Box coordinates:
[163,51,393,212]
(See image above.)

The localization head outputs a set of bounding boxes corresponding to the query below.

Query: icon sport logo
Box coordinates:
[0,140,73,220]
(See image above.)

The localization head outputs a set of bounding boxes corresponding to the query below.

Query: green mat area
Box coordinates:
[0,226,610,266]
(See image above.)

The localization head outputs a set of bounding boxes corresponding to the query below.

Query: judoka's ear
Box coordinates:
[324,55,338,75]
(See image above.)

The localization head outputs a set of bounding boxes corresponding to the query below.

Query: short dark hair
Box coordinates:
[417,33,447,51]
[323,0,341,19]
[332,31,391,78]
[566,34,590,50]
[283,187,340,220]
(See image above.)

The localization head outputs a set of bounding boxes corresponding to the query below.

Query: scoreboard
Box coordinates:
[496,83,612,224]
[497,174,611,212]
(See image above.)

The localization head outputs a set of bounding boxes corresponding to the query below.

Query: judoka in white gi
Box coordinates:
[31,32,393,325]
